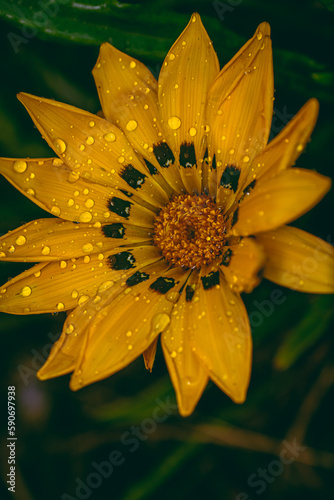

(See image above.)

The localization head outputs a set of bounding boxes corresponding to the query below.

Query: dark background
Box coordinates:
[0,1,334,499]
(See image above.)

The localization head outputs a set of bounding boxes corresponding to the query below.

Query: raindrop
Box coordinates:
[167,116,181,130]
[13,160,27,173]
[54,139,66,154]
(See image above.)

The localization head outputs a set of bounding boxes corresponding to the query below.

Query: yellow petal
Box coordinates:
[233,169,331,236]
[161,272,209,416]
[220,237,265,293]
[70,264,189,390]
[244,99,319,185]
[191,268,252,403]
[256,226,334,293]
[0,245,161,314]
[93,43,183,195]
[158,13,220,194]
[143,338,159,372]
[0,218,153,261]
[17,93,168,208]
[206,23,273,206]
[0,157,155,226]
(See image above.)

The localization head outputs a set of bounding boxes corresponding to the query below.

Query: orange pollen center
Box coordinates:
[153,194,226,269]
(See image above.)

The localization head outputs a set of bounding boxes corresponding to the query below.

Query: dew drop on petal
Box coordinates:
[84,199,95,208]
[189,127,197,137]
[170,350,177,358]
[78,295,89,305]
[54,139,66,154]
[66,323,74,334]
[86,136,95,145]
[15,235,26,246]
[51,206,61,216]
[129,61,136,69]
[97,280,114,293]
[79,211,93,223]
[150,313,170,336]
[256,31,263,40]
[243,155,250,163]
[13,160,27,173]
[104,132,116,142]
[82,243,94,253]
[126,120,138,132]
[168,116,181,130]
[21,286,32,297]
[56,302,65,311]
[169,53,175,61]
[42,246,51,255]
[67,171,80,183]
[89,121,95,127]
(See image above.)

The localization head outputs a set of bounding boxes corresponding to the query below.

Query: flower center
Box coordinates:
[153,194,226,269]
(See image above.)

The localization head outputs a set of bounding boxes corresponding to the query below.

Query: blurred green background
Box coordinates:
[0,0,334,499]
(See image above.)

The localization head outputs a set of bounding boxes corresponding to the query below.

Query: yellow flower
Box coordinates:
[0,14,333,416]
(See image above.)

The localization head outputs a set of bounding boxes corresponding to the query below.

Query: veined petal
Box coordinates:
[233,169,331,236]
[143,338,159,372]
[161,271,209,416]
[70,264,189,390]
[191,267,252,403]
[220,237,265,293]
[0,245,161,314]
[158,13,220,194]
[206,23,273,206]
[0,157,155,226]
[17,93,169,208]
[93,43,183,195]
[256,226,334,293]
[243,99,319,186]
[0,218,152,261]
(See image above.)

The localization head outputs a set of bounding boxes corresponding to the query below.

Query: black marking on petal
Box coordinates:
[108,251,136,270]
[179,142,196,168]
[119,189,133,198]
[144,158,158,175]
[185,284,196,302]
[211,154,217,170]
[126,271,150,286]
[102,223,125,239]
[221,248,233,267]
[243,179,256,195]
[120,164,147,189]
[201,271,220,290]
[108,197,133,219]
[203,149,208,160]
[153,141,175,168]
[220,165,241,192]
[231,208,239,227]
[150,276,177,294]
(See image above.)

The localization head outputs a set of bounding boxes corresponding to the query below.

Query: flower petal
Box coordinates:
[93,43,183,195]
[69,264,189,390]
[158,13,220,194]
[0,245,160,314]
[161,272,209,416]
[0,157,155,226]
[243,99,319,186]
[191,268,252,403]
[233,169,331,236]
[143,338,159,372]
[256,226,334,293]
[0,218,153,261]
[206,23,273,206]
[219,237,265,293]
[17,93,169,208]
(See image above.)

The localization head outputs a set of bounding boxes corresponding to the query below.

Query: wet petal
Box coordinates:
[220,237,265,293]
[0,218,153,261]
[206,23,273,206]
[17,93,168,208]
[191,268,252,403]
[161,272,209,416]
[69,264,188,390]
[0,245,160,314]
[256,226,334,293]
[233,169,331,236]
[0,157,155,226]
[93,43,183,194]
[143,338,159,372]
[158,13,220,194]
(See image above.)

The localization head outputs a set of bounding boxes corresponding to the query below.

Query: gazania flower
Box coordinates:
[0,14,333,416]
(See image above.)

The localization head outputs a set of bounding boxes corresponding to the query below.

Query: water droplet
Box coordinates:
[150,313,170,335]
[256,31,263,41]
[129,61,136,69]
[84,199,95,208]
[118,156,125,163]
[229,148,235,155]
[189,127,197,137]
[82,243,93,253]
[42,246,51,255]
[127,344,133,350]
[296,143,303,152]
[78,295,89,305]
[15,235,26,246]
[79,211,93,223]
[170,350,177,358]
[66,323,74,334]
[166,291,179,303]
[104,132,116,142]
[243,155,250,163]
[97,280,114,293]
[126,331,132,337]
[71,290,79,299]
[86,136,95,145]
[126,120,138,132]
[56,302,65,311]
[89,120,95,127]
[60,260,67,269]
[21,286,32,297]
[54,139,66,154]
[204,125,211,133]
[51,206,61,216]
[79,144,86,151]
[169,53,175,61]
[167,116,181,130]
[26,188,35,196]
[13,160,27,173]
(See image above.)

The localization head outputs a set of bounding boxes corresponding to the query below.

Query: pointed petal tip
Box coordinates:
[257,22,271,37]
